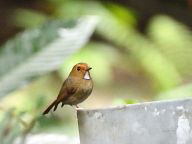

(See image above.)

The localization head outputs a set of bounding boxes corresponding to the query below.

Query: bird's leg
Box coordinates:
[61,102,65,107]
[72,105,80,109]
[75,105,79,108]
[74,105,84,110]
[53,104,58,111]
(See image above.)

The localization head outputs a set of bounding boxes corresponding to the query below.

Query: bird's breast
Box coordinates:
[66,78,93,105]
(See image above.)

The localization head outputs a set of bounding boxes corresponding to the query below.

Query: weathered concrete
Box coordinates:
[77,99,192,144]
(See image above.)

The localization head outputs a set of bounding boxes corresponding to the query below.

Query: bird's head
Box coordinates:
[69,63,92,80]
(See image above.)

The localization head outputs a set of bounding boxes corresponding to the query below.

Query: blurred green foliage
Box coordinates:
[12,9,48,28]
[0,16,97,98]
[1,0,192,142]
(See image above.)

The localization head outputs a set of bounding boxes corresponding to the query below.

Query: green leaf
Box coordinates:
[12,8,48,28]
[148,16,192,77]
[0,16,98,97]
[157,83,192,100]
[113,98,139,105]
[56,1,181,91]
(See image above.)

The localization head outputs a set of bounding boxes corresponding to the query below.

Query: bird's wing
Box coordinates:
[57,78,77,101]
[51,78,77,111]
[43,78,77,114]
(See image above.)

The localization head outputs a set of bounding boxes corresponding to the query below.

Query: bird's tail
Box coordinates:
[43,99,59,115]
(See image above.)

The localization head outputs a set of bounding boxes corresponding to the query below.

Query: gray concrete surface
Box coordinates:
[77,99,192,144]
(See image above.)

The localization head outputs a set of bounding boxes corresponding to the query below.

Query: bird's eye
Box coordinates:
[77,66,81,71]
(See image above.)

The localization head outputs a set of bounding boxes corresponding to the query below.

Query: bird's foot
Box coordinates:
[74,105,84,110]
[75,105,79,108]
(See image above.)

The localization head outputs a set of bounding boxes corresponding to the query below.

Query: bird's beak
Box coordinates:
[86,67,92,71]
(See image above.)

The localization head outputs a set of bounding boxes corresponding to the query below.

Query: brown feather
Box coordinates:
[43,99,59,115]
[42,63,93,115]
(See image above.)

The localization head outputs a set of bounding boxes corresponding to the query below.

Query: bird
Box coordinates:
[43,63,93,115]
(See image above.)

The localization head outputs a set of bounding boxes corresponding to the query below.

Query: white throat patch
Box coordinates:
[84,72,90,80]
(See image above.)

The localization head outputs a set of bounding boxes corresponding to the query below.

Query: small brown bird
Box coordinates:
[43,63,93,115]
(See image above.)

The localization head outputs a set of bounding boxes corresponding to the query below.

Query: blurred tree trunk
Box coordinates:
[0,0,53,46]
